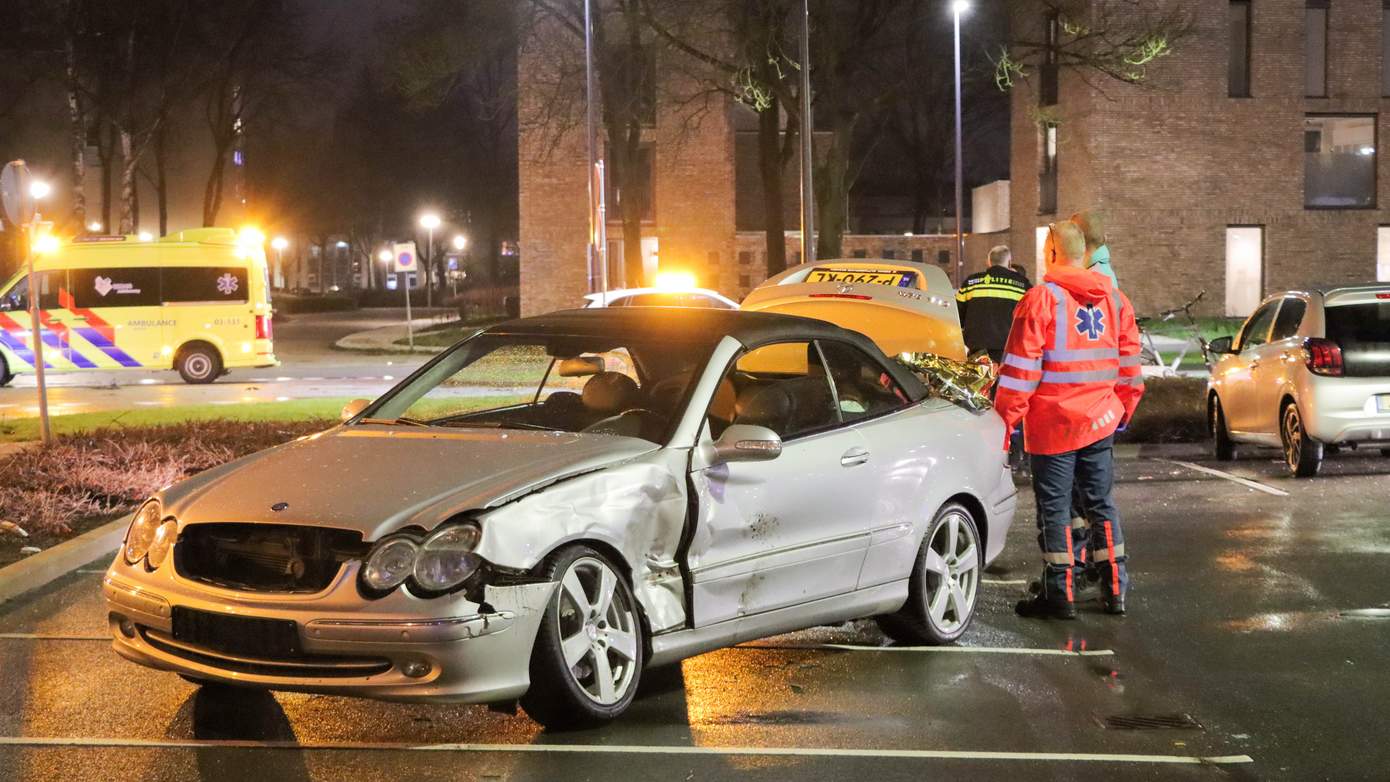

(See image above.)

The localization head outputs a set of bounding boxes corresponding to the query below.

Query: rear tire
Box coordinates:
[1210,396,1236,462]
[1280,401,1323,478]
[521,545,645,729]
[875,502,981,645]
[176,344,222,384]
[0,355,12,387]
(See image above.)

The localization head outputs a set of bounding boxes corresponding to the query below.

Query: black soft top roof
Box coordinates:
[485,307,928,398]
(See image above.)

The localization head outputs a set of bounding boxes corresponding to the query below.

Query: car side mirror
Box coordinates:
[341,398,371,422]
[1207,336,1235,355]
[706,424,783,465]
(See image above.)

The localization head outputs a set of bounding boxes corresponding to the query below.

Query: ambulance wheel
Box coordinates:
[1280,401,1322,478]
[0,355,12,387]
[875,502,981,645]
[1210,396,1236,462]
[176,344,222,384]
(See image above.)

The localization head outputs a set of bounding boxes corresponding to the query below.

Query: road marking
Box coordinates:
[737,643,1114,657]
[983,578,1028,586]
[0,736,1253,764]
[1164,460,1289,497]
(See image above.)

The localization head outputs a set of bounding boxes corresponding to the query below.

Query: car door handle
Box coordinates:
[840,448,870,467]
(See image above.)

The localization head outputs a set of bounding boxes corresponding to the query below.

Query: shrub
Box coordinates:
[273,293,357,314]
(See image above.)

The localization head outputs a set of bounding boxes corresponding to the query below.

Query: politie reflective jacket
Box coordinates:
[955,264,1032,357]
[994,265,1144,455]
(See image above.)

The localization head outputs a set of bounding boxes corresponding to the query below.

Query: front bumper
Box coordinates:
[102,558,556,704]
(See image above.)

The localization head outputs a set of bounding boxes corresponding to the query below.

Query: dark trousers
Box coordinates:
[1030,435,1128,603]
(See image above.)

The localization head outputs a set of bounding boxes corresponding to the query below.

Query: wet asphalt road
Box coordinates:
[0,310,436,417]
[1,445,1387,781]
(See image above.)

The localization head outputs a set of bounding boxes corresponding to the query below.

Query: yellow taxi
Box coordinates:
[0,227,277,385]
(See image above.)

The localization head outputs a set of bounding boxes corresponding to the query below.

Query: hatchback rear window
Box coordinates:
[1325,302,1390,343]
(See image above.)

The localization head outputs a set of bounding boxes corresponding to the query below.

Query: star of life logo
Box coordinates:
[1075,306,1106,341]
[216,273,239,296]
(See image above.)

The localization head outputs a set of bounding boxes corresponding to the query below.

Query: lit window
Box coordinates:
[1225,226,1264,317]
[1377,226,1390,281]
[1305,115,1377,209]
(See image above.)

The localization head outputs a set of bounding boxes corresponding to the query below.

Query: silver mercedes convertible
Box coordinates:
[103,307,1016,727]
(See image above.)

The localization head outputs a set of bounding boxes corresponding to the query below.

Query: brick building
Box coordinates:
[1009,0,1390,317]
[517,18,977,316]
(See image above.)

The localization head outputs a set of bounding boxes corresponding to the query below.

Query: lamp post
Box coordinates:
[798,0,815,266]
[271,236,288,291]
[419,212,441,308]
[951,0,968,287]
[450,234,467,297]
[26,179,53,446]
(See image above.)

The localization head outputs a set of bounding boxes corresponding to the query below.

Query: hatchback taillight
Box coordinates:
[1305,337,1342,376]
[255,314,273,341]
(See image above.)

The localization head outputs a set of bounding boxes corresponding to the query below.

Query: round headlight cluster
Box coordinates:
[361,523,483,596]
[123,500,164,566]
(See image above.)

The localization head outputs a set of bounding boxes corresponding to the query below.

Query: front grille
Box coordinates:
[141,627,392,678]
[175,523,367,593]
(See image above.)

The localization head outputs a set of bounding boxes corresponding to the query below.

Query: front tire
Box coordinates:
[176,344,222,384]
[1281,401,1323,478]
[521,545,645,729]
[875,502,981,645]
[1211,396,1236,462]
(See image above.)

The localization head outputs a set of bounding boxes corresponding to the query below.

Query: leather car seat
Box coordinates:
[582,372,640,417]
[733,385,792,435]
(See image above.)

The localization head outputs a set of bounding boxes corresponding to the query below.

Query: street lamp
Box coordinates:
[87,221,102,233]
[28,180,51,200]
[451,234,467,251]
[137,231,153,242]
[951,0,968,287]
[418,212,441,308]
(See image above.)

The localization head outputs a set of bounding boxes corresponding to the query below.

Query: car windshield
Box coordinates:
[361,333,714,443]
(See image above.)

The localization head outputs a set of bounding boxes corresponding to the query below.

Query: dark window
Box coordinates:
[738,274,751,288]
[162,267,249,304]
[1040,124,1058,214]
[1041,12,1059,106]
[0,272,61,312]
[1230,1,1252,97]
[852,249,868,258]
[1384,2,1390,96]
[1306,1,1328,97]
[1325,302,1390,342]
[1270,297,1308,340]
[1305,114,1376,209]
[937,250,951,265]
[738,250,752,265]
[69,267,160,308]
[882,249,896,260]
[911,249,924,262]
[817,340,908,422]
[608,145,655,223]
[714,341,838,440]
[1237,300,1281,351]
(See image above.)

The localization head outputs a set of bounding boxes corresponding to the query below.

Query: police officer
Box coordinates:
[955,245,1031,362]
[994,221,1144,619]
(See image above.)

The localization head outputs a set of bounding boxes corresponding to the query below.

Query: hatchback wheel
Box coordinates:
[1210,396,1236,462]
[876,502,981,645]
[521,546,644,729]
[176,344,222,384]
[1281,402,1323,478]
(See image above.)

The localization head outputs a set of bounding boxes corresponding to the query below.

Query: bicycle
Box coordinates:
[1137,290,1213,376]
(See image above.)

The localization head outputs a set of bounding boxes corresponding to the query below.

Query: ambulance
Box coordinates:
[0,228,277,386]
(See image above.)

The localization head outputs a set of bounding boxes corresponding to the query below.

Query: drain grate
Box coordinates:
[1100,713,1204,731]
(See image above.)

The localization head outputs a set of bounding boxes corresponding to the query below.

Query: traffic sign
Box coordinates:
[1,160,35,226]
[393,241,418,273]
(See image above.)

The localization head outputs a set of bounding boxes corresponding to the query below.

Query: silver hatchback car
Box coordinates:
[104,308,1016,727]
[1207,284,1390,476]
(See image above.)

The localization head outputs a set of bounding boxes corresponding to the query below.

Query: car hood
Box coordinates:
[160,425,660,540]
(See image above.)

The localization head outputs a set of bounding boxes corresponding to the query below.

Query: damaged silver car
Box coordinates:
[103,308,1016,726]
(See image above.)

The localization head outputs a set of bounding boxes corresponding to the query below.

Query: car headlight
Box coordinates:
[361,536,419,592]
[413,524,482,593]
[123,501,162,565]
[145,520,179,570]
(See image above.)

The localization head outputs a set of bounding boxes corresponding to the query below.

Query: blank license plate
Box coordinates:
[171,606,300,658]
[1377,395,1390,413]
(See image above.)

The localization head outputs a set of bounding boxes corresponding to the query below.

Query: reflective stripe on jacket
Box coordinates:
[955,265,1032,356]
[993,265,1144,455]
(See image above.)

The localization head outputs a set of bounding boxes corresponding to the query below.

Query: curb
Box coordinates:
[0,515,129,606]
[334,318,454,355]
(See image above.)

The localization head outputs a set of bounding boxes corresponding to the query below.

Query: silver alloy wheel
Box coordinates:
[555,556,640,706]
[921,508,980,634]
[183,353,213,380]
[1282,404,1303,470]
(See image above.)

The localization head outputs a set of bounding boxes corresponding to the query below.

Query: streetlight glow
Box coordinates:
[418,213,441,230]
[29,180,51,200]
[87,221,103,232]
[271,236,289,251]
[137,231,154,242]
[378,249,393,263]
[33,234,60,255]
[451,234,467,251]
[951,0,969,13]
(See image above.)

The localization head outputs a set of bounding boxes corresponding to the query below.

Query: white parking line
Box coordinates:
[0,736,1253,765]
[737,643,1114,657]
[1164,460,1289,497]
[983,578,1028,586]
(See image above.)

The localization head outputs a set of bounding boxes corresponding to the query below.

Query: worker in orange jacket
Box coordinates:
[995,220,1144,619]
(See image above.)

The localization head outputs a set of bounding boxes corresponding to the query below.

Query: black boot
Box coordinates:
[1101,593,1126,615]
[1015,594,1077,620]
